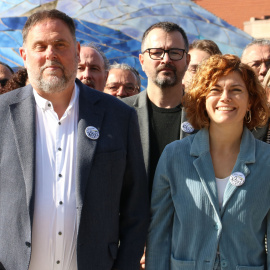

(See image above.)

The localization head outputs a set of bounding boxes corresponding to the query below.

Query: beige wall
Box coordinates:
[244,18,270,39]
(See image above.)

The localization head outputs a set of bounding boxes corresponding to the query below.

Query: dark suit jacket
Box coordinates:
[252,118,270,142]
[123,90,195,186]
[0,79,149,270]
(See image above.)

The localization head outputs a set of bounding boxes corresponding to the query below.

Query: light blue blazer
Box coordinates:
[146,127,270,270]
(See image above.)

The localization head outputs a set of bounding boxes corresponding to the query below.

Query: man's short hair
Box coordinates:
[0,61,14,74]
[241,39,270,59]
[22,9,76,44]
[81,43,110,71]
[109,62,141,91]
[141,21,189,52]
[189,39,222,56]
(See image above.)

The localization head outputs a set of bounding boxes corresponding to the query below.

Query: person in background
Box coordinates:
[183,39,222,90]
[0,61,13,91]
[241,39,270,84]
[0,67,28,94]
[104,62,141,98]
[242,39,270,143]
[146,54,270,270]
[77,43,109,91]
[252,68,270,143]
[0,9,149,270]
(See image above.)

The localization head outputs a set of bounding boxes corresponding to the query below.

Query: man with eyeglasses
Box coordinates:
[123,22,193,197]
[242,39,270,144]
[241,39,270,84]
[123,21,194,270]
[104,62,141,98]
[0,61,13,91]
[183,39,222,90]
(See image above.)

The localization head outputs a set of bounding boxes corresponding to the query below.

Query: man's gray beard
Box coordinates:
[27,59,78,94]
[154,75,178,88]
[34,75,67,93]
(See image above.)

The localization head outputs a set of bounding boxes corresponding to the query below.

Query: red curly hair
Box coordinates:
[183,54,269,130]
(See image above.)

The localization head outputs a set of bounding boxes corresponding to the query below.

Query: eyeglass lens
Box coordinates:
[147,48,185,60]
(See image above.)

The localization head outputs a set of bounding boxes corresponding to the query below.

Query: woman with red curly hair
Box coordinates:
[146,54,270,270]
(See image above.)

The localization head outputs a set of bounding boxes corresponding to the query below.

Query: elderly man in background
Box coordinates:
[183,39,222,90]
[0,9,149,270]
[241,39,270,83]
[104,62,141,98]
[77,43,109,91]
[241,39,270,143]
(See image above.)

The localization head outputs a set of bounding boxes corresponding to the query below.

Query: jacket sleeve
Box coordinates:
[113,108,149,270]
[146,148,174,270]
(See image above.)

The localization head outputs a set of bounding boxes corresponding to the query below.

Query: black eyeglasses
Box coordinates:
[142,48,187,61]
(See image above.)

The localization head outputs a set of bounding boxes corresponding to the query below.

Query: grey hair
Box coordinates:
[81,42,110,71]
[242,39,270,58]
[109,62,141,91]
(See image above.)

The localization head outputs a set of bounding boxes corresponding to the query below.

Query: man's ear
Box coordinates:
[186,53,191,67]
[139,53,145,72]
[19,47,27,68]
[76,41,81,63]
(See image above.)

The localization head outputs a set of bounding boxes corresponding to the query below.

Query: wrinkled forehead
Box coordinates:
[108,68,137,84]
[80,47,104,66]
[243,45,270,62]
[143,29,185,50]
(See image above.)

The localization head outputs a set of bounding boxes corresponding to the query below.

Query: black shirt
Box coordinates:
[148,98,182,196]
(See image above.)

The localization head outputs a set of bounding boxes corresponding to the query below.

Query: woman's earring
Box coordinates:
[245,110,251,123]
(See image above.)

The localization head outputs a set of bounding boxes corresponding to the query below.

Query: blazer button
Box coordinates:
[25,241,31,247]
[221,260,228,267]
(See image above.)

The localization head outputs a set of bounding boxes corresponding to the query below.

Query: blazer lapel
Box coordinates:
[220,128,254,216]
[133,90,150,178]
[191,129,220,218]
[9,86,36,221]
[75,84,104,229]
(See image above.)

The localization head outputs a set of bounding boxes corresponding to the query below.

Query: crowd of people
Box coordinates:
[0,8,270,270]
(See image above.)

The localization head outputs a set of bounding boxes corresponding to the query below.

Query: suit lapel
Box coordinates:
[75,84,104,228]
[220,128,254,216]
[133,91,150,178]
[9,86,36,221]
[191,129,220,219]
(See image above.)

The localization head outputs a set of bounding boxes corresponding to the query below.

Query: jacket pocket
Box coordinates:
[108,242,118,260]
[236,265,264,270]
[170,255,195,270]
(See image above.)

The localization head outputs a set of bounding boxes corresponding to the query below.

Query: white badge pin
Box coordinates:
[85,126,99,140]
[229,172,245,187]
[181,121,194,133]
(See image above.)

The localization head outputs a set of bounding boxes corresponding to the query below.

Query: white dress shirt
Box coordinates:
[29,85,79,270]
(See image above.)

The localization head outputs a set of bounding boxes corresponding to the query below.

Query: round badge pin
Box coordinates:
[181,121,194,133]
[229,172,245,187]
[85,126,99,140]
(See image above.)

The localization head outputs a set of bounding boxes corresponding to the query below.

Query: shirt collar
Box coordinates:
[33,83,79,112]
